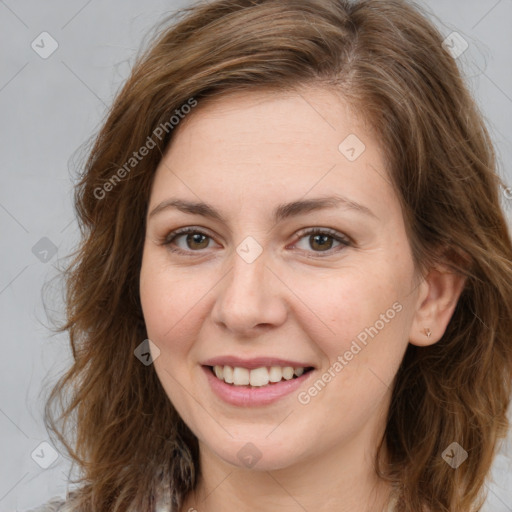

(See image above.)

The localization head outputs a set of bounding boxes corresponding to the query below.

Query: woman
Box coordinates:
[32,0,512,511]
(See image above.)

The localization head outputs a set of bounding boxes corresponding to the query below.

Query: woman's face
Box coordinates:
[139,87,422,472]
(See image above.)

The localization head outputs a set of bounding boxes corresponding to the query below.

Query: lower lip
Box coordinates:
[202,365,314,407]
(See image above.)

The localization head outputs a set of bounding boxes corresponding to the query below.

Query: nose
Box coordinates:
[211,242,288,337]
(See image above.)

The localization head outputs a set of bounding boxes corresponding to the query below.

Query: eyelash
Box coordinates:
[160,226,352,258]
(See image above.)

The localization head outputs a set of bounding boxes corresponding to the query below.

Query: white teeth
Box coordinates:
[249,367,270,387]
[269,366,282,383]
[282,366,294,380]
[212,365,309,386]
[214,365,223,379]
[233,367,250,385]
[223,365,234,384]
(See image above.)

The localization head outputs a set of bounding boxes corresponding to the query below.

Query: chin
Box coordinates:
[204,435,306,472]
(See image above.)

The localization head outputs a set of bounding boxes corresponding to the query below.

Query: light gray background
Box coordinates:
[1,1,511,511]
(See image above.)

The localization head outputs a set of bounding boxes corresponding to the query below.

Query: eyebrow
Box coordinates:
[148,194,376,224]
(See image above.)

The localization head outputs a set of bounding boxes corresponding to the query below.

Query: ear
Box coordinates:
[409,264,467,347]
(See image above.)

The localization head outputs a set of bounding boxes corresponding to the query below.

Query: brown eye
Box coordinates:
[309,233,334,251]
[163,227,216,254]
[293,228,351,256]
[184,232,210,250]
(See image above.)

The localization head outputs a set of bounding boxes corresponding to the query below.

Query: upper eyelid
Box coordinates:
[163,226,351,251]
[164,226,347,240]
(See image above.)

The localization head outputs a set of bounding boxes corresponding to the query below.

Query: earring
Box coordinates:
[423,327,432,338]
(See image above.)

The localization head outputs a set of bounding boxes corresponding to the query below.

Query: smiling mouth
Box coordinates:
[207,365,315,387]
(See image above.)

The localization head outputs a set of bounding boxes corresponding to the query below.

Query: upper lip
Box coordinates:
[202,356,315,370]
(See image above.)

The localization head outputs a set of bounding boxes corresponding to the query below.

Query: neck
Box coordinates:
[180,420,393,512]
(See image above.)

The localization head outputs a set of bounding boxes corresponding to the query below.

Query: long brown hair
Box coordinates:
[44,1,512,510]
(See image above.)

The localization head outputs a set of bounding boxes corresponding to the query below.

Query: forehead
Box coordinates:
[149,87,397,223]
[168,87,367,157]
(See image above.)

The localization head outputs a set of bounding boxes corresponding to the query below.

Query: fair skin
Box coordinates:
[139,87,465,512]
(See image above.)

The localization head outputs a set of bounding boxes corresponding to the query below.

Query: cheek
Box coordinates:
[297,265,407,356]
[139,262,201,395]
[139,242,414,363]
[140,254,211,343]
[303,275,409,420]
